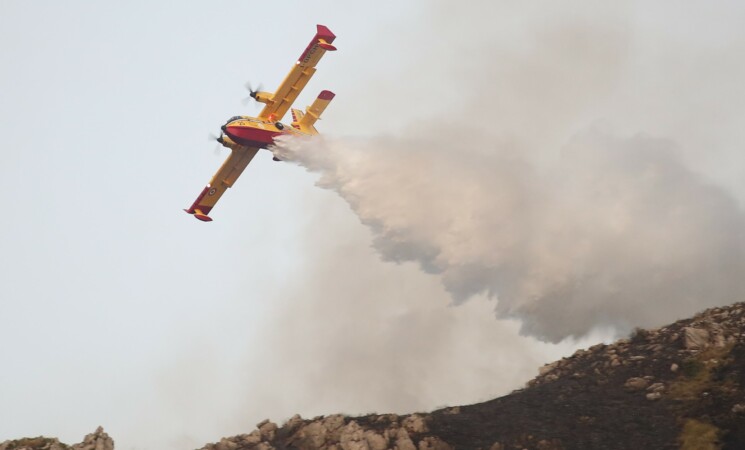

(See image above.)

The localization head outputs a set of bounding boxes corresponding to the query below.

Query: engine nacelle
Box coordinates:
[252,91,272,104]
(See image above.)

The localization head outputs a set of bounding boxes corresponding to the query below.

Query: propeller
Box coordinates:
[208,132,225,156]
[241,82,263,106]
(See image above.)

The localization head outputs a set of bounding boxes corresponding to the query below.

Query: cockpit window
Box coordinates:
[227,116,243,123]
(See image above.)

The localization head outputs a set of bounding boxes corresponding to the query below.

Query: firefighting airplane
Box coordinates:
[185,25,337,222]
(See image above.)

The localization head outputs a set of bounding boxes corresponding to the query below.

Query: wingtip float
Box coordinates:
[185,24,337,222]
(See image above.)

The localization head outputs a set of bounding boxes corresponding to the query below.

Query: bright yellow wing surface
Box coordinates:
[184,146,260,221]
[258,25,337,122]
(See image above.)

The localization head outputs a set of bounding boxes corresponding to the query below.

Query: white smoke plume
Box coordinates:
[264,1,745,343]
[272,127,745,342]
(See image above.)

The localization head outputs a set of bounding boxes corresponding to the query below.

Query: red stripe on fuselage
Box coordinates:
[225,125,278,148]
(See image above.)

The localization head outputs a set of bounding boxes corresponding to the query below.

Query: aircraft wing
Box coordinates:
[184,146,260,221]
[258,25,337,122]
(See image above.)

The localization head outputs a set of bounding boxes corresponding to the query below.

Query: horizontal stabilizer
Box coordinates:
[184,207,213,222]
[297,90,335,134]
[194,211,213,222]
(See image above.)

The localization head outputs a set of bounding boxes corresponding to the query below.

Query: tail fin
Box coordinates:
[294,90,335,135]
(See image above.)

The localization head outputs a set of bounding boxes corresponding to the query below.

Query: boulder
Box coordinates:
[339,421,367,450]
[72,427,114,450]
[363,431,388,450]
[403,415,428,434]
[394,428,417,450]
[646,392,662,401]
[293,421,328,449]
[257,420,278,441]
[539,361,559,376]
[284,414,305,434]
[683,327,710,350]
[417,437,452,450]
[647,383,665,393]
[624,377,649,391]
[240,431,262,446]
[214,439,237,450]
[324,415,346,429]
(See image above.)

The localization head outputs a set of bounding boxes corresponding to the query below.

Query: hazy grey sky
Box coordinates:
[2,2,745,450]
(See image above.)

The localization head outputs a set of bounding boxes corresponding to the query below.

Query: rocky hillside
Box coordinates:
[199,302,745,450]
[0,428,113,450]
[4,303,745,450]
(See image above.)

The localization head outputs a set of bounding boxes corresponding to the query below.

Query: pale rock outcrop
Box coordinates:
[214,438,238,450]
[417,436,452,450]
[402,414,428,434]
[339,421,368,450]
[257,420,278,441]
[0,438,68,450]
[239,431,262,446]
[284,414,305,434]
[363,430,387,450]
[253,444,274,450]
[71,427,113,450]
[293,421,328,449]
[203,412,450,450]
[538,361,559,376]
[323,415,347,441]
[289,414,347,450]
[683,327,710,350]
[0,429,112,450]
[393,428,417,450]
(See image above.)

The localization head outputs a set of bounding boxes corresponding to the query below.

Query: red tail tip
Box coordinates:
[318,90,336,100]
[316,25,336,43]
